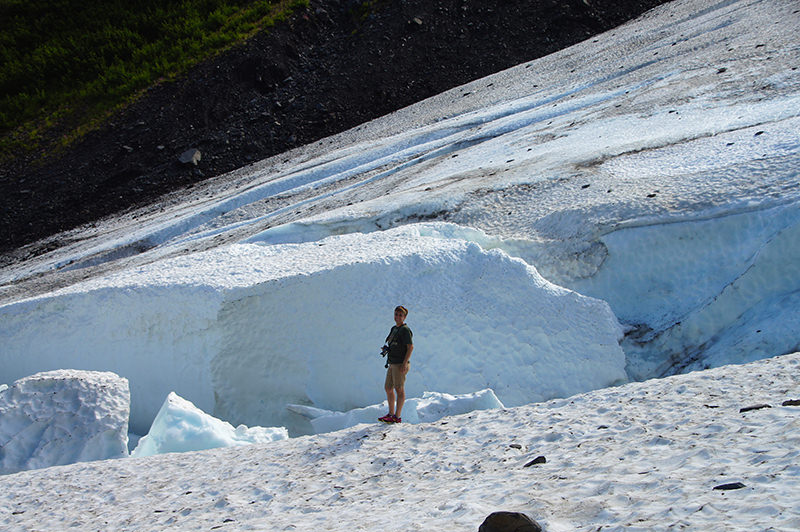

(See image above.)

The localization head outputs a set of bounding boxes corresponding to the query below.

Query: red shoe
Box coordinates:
[392,415,401,423]
[378,414,395,423]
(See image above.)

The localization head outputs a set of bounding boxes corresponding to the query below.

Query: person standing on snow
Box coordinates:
[379,306,413,423]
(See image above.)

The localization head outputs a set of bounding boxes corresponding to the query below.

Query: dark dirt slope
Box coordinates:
[0,0,670,256]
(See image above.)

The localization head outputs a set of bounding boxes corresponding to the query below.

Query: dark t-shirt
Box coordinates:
[386,324,413,364]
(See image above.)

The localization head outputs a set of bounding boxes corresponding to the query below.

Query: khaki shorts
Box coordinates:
[384,363,407,390]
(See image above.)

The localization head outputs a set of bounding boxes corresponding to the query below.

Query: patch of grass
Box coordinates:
[0,0,308,164]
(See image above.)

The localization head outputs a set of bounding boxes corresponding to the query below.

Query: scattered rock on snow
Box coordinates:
[407,17,423,30]
[714,482,746,491]
[739,404,771,413]
[478,511,542,532]
[179,148,202,166]
[782,399,800,406]
[523,456,547,467]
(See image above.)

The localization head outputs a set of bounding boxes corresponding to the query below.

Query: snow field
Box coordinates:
[2,353,797,531]
[288,388,505,434]
[2,0,798,298]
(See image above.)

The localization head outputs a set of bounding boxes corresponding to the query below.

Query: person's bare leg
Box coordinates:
[385,387,396,416]
[395,386,405,418]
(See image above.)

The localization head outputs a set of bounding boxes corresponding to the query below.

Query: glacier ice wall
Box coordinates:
[0,227,625,435]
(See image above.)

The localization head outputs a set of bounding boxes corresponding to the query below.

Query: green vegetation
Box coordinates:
[0,0,308,163]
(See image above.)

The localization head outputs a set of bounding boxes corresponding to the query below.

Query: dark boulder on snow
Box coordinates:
[739,404,771,413]
[523,456,547,467]
[478,511,542,532]
[714,482,746,491]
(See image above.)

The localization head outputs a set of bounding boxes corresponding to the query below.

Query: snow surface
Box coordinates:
[287,388,505,434]
[2,353,798,531]
[0,370,129,475]
[0,0,799,528]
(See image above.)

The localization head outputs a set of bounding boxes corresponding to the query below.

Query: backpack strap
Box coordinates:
[386,324,410,345]
[385,326,399,345]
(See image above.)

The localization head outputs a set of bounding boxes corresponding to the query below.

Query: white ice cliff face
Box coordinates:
[582,203,800,379]
[0,228,626,436]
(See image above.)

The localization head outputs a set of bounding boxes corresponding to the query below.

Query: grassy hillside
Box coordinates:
[0,0,308,162]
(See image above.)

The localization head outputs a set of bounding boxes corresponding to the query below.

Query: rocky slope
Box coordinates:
[0,0,669,257]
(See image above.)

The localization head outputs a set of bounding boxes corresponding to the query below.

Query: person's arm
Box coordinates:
[402,343,413,374]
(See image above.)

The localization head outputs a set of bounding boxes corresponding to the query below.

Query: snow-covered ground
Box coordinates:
[2,354,799,531]
[1,0,799,529]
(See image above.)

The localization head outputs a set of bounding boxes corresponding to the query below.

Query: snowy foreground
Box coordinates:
[1,0,800,528]
[2,353,799,531]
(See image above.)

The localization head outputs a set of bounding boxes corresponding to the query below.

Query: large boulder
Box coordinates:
[479,512,542,532]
